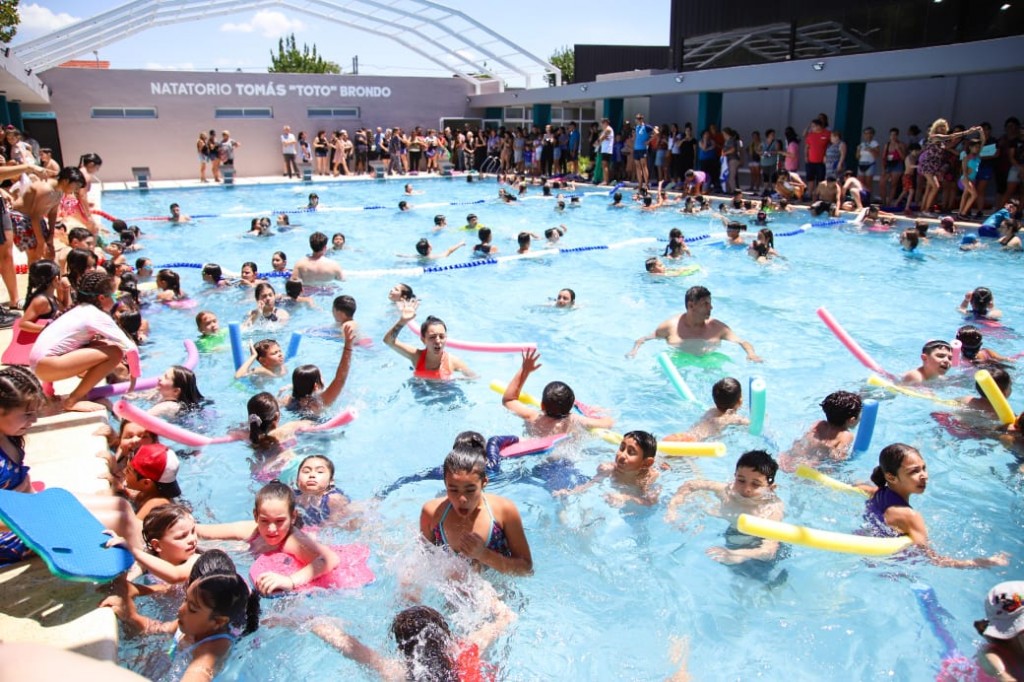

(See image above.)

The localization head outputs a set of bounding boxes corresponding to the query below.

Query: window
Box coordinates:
[214,107,273,119]
[90,107,157,119]
[308,107,360,119]
[503,106,525,120]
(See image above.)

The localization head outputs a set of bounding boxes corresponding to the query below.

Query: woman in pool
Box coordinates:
[663,228,691,259]
[383,300,475,380]
[554,288,576,308]
[243,282,289,328]
[420,446,532,575]
[856,443,1008,568]
[149,366,205,419]
[270,251,288,274]
[387,282,415,304]
[239,261,259,288]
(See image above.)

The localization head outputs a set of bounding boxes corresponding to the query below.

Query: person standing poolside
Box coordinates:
[598,118,614,185]
[217,130,240,173]
[280,126,299,179]
[633,114,653,188]
[628,285,762,362]
[292,232,344,284]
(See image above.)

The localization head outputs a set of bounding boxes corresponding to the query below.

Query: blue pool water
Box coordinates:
[103,178,1022,680]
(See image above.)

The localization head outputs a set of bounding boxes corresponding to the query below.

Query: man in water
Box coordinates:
[627,285,762,362]
[293,231,344,284]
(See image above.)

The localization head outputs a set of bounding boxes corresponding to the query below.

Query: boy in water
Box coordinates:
[665,450,784,565]
[961,367,1012,417]
[664,377,749,441]
[501,349,613,437]
[902,339,953,384]
[554,430,659,506]
[779,390,862,472]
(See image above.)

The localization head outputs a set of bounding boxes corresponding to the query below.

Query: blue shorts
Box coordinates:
[634,149,649,161]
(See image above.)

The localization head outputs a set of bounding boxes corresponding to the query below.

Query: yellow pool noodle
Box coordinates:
[795,465,869,498]
[975,369,1016,425]
[866,374,960,407]
[595,429,725,458]
[736,514,912,556]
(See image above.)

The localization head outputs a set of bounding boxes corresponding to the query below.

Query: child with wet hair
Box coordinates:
[961,366,1012,416]
[956,324,1013,365]
[501,349,614,437]
[554,430,660,506]
[665,377,749,441]
[779,390,862,472]
[958,286,1002,320]
[235,338,287,379]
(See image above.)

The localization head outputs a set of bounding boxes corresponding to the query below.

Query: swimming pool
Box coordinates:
[103,178,1022,680]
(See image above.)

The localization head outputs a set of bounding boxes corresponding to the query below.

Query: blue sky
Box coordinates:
[12,1,670,84]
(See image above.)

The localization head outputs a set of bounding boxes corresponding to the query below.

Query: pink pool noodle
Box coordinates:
[816,307,888,376]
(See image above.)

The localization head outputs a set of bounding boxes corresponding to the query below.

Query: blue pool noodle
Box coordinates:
[853,399,879,453]
[286,332,302,360]
[229,323,244,371]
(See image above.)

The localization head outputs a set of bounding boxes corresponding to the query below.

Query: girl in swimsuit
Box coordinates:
[283,324,354,416]
[155,268,187,303]
[102,550,259,681]
[419,446,532,575]
[855,443,1008,568]
[20,259,62,333]
[383,299,475,380]
[293,455,352,526]
[242,282,289,328]
[198,481,341,595]
[311,601,513,681]
[149,366,205,419]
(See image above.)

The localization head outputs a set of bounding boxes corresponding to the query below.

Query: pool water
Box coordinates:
[103,178,1022,680]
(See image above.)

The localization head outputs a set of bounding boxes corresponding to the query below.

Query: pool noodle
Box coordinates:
[86,340,198,400]
[853,399,879,453]
[489,380,541,407]
[286,332,302,360]
[975,369,1016,424]
[736,513,912,556]
[405,321,535,353]
[113,399,240,447]
[816,307,889,376]
[657,352,697,402]
[950,339,962,367]
[595,429,726,457]
[748,377,767,436]
[866,374,961,407]
[229,323,245,371]
[795,465,868,497]
[295,407,357,433]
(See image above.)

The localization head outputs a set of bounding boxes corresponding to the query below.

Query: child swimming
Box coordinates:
[501,349,613,437]
[666,450,784,565]
[235,339,287,379]
[243,282,290,328]
[959,287,1003,320]
[293,455,352,526]
[554,430,659,506]
[198,480,341,594]
[779,390,862,472]
[956,325,1013,365]
[150,366,205,419]
[664,377,749,442]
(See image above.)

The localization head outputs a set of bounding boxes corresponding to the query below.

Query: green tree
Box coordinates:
[548,45,574,86]
[0,0,20,45]
[268,34,340,74]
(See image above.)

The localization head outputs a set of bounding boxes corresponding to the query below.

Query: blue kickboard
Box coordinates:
[0,488,134,583]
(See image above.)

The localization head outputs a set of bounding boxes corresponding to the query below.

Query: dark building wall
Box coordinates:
[574,45,670,83]
[669,0,1024,70]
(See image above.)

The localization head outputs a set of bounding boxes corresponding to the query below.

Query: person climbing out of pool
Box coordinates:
[310,600,514,680]
[665,450,785,566]
[29,270,140,412]
[901,339,953,384]
[419,445,533,575]
[854,443,1008,568]
[198,480,340,594]
[956,325,1014,365]
[627,285,762,362]
[383,299,475,380]
[235,339,287,379]
[664,377,749,442]
[554,430,660,507]
[502,349,614,437]
[242,282,290,329]
[960,367,1012,418]
[959,286,1003,320]
[972,580,1024,680]
[778,390,862,472]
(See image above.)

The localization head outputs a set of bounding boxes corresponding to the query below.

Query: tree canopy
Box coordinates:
[268,34,341,74]
[0,0,20,45]
[548,45,573,86]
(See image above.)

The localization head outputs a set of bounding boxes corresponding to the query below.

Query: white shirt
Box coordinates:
[30,304,137,368]
[600,125,614,154]
[281,133,297,155]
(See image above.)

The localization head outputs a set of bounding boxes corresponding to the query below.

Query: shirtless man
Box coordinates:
[168,203,190,223]
[0,162,48,308]
[628,285,762,362]
[902,339,952,384]
[813,175,842,206]
[292,231,344,284]
[13,166,85,264]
